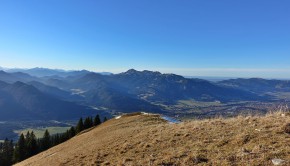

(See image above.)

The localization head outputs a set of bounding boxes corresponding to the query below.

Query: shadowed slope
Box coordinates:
[0,81,100,120]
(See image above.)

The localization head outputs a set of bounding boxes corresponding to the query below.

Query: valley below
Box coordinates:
[0,120,75,141]
[159,100,290,119]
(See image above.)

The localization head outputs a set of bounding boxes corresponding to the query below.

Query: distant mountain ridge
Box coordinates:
[107,69,262,102]
[0,68,289,121]
[219,78,290,93]
[2,67,113,77]
[0,71,38,83]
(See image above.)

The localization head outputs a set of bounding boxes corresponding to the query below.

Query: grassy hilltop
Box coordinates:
[16,112,290,166]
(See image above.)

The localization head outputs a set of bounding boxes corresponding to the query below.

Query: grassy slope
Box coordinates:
[16,112,290,166]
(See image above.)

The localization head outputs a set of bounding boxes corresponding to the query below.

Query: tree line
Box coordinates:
[0,114,107,166]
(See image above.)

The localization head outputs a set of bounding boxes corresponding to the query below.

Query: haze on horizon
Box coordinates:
[0,0,289,79]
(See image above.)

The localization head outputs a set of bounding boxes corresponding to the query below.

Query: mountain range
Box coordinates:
[4,67,112,77]
[219,78,290,93]
[0,68,290,121]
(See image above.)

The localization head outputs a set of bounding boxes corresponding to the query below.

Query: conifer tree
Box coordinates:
[84,117,89,129]
[94,114,101,126]
[84,117,93,129]
[52,134,60,146]
[60,132,67,143]
[41,130,51,151]
[0,138,13,166]
[36,138,41,151]
[25,131,30,140]
[76,118,84,133]
[24,131,30,158]
[90,116,93,127]
[13,133,26,163]
[68,126,76,138]
[26,131,38,157]
[8,140,14,165]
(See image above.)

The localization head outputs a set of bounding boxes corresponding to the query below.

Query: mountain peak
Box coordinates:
[125,69,138,74]
[123,69,162,76]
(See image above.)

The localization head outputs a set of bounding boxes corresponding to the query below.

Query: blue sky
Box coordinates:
[0,0,289,78]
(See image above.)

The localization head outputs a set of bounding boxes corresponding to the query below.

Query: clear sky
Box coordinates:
[0,0,289,78]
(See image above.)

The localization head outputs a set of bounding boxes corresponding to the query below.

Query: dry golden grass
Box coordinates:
[15,112,290,166]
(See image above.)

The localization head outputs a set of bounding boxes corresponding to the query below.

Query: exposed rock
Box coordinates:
[271,158,286,165]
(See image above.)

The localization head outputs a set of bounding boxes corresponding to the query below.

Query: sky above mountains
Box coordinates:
[0,0,289,78]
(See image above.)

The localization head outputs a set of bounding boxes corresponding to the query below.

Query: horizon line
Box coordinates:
[1,65,290,80]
